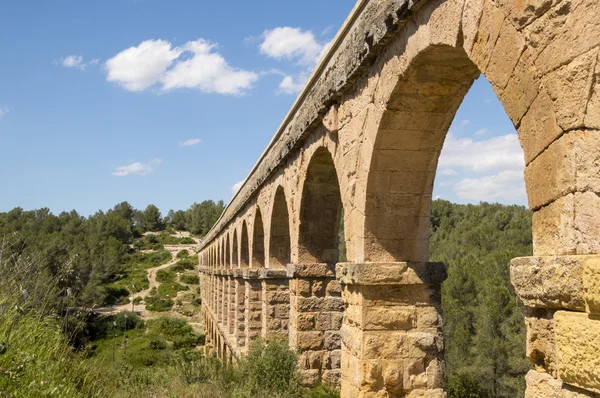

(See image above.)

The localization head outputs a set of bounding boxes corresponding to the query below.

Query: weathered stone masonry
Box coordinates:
[199,0,600,396]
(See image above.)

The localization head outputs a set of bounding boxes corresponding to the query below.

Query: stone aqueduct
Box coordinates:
[197,0,600,396]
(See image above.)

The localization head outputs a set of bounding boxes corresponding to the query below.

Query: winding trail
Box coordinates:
[95,237,202,334]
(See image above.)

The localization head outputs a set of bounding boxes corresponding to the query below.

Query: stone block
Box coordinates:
[486,18,526,89]
[510,255,587,310]
[526,0,600,76]
[586,57,600,129]
[469,0,506,72]
[524,130,600,210]
[324,331,342,350]
[583,257,600,314]
[312,280,325,296]
[518,90,563,164]
[297,331,324,351]
[363,306,416,331]
[525,307,557,373]
[555,311,600,394]
[532,192,600,256]
[541,49,598,130]
[337,262,447,286]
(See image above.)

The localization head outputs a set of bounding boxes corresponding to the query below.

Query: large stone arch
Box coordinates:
[298,146,345,264]
[269,186,291,269]
[252,206,266,268]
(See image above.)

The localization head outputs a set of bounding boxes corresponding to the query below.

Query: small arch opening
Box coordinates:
[269,186,291,268]
[252,207,265,268]
[299,147,344,264]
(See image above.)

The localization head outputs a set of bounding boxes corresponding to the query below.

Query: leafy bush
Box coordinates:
[145,296,173,312]
[147,318,193,338]
[180,273,199,285]
[104,285,130,305]
[171,259,195,271]
[172,334,204,350]
[447,372,490,398]
[177,250,189,259]
[148,338,167,350]
[236,339,300,395]
[157,281,188,298]
[156,269,175,283]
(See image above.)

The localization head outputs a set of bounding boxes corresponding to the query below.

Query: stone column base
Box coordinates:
[244,270,263,350]
[337,262,447,398]
[259,268,291,340]
[288,263,344,387]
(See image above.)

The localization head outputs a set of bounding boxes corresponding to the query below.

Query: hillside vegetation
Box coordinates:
[431,200,532,398]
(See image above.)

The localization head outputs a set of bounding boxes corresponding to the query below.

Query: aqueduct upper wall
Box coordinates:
[198,0,600,396]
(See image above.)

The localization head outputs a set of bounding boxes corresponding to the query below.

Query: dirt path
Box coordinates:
[95,238,201,323]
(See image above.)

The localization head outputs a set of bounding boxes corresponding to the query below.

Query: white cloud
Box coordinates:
[0,106,9,117]
[180,138,202,147]
[106,40,182,91]
[453,170,526,202]
[437,133,526,203]
[162,40,258,95]
[231,180,244,195]
[112,159,161,177]
[475,128,489,136]
[278,75,306,95]
[484,98,492,104]
[459,119,471,127]
[260,27,325,65]
[441,168,458,176]
[105,39,257,95]
[60,55,99,71]
[438,133,524,174]
[62,55,86,70]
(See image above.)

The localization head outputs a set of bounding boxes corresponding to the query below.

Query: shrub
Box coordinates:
[237,339,300,395]
[172,259,195,271]
[133,296,142,305]
[180,273,199,285]
[447,372,490,398]
[148,338,167,350]
[191,298,202,307]
[157,281,188,298]
[172,334,203,350]
[147,318,193,338]
[104,286,130,305]
[145,296,173,312]
[176,250,189,259]
[114,311,144,330]
[179,237,195,244]
[156,269,175,283]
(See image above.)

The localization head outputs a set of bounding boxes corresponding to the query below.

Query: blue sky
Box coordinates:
[0,0,526,216]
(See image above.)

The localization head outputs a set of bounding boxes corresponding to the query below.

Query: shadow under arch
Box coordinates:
[232,228,239,268]
[269,186,291,268]
[225,233,231,268]
[240,220,250,268]
[252,207,265,268]
[299,146,344,264]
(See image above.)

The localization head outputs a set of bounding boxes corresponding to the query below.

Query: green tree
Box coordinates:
[143,204,163,232]
[171,210,187,231]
